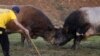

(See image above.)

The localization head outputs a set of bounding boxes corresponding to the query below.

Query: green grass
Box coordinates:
[0,33,100,56]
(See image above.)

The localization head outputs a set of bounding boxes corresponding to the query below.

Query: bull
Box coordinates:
[53,7,100,49]
[6,5,56,45]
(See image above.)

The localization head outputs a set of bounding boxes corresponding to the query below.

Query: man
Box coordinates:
[0,6,29,56]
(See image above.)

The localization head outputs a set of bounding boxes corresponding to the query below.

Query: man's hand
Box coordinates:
[23,28,30,36]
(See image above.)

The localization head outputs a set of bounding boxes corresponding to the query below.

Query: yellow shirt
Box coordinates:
[0,9,17,29]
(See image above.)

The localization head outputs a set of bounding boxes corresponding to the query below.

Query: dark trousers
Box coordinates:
[0,28,10,56]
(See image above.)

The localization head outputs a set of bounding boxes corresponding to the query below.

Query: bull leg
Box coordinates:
[71,36,80,49]
[72,24,90,49]
[21,33,25,46]
[21,33,32,47]
[72,35,84,49]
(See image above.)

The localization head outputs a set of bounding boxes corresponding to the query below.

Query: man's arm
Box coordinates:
[12,19,29,35]
[12,19,34,47]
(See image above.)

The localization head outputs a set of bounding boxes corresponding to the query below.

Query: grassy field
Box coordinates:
[0,33,100,56]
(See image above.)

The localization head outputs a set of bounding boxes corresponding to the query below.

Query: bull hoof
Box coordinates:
[71,46,76,50]
[71,45,82,50]
[71,45,79,50]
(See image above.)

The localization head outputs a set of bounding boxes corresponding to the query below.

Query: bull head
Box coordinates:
[52,27,74,46]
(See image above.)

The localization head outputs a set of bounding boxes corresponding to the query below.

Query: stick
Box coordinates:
[25,33,41,56]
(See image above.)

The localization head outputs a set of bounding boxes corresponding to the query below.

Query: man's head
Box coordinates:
[12,6,20,13]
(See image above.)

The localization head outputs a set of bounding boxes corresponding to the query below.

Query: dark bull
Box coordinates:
[53,7,100,49]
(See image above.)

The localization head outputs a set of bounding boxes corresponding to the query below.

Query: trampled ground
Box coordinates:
[0,33,100,56]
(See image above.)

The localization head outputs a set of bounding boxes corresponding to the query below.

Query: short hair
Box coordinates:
[12,6,20,13]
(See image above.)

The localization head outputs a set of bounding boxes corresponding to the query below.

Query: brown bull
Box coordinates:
[6,6,56,45]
